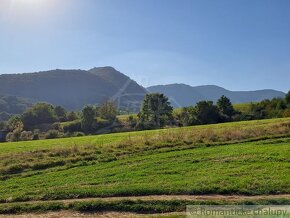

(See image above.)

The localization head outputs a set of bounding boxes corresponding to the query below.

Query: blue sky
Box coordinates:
[0,0,289,92]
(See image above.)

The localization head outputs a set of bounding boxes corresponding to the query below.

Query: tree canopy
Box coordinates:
[137,93,173,129]
[81,105,96,133]
[217,95,236,121]
[21,103,56,129]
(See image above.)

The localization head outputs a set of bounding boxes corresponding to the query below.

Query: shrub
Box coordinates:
[64,131,85,138]
[45,130,59,139]
[5,132,14,142]
[63,120,82,133]
[52,122,63,131]
[282,109,290,117]
[32,129,40,140]
[127,115,137,128]
[98,100,117,121]
[67,111,78,121]
[20,131,33,141]
[74,132,85,137]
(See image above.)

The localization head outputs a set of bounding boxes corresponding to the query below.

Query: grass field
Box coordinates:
[233,102,252,113]
[0,118,289,215]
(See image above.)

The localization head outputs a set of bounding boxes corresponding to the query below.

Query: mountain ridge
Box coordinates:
[147,83,285,107]
[0,67,147,112]
[0,67,286,112]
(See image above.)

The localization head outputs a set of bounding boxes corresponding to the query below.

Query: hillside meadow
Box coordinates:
[0,117,289,215]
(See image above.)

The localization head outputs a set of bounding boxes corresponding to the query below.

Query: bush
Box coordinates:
[64,131,85,138]
[52,122,63,131]
[98,100,117,121]
[45,130,59,139]
[32,129,40,140]
[282,109,290,117]
[67,111,78,121]
[63,120,82,133]
[74,132,85,137]
[5,132,14,142]
[20,131,33,141]
[127,115,137,128]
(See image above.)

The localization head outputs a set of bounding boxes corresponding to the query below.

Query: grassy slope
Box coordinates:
[0,118,288,154]
[1,138,289,201]
[0,118,289,216]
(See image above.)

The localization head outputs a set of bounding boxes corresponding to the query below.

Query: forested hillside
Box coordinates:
[0,67,147,112]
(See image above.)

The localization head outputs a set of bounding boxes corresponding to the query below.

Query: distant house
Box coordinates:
[0,131,8,142]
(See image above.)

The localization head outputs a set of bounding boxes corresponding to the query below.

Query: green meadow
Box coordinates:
[0,118,289,214]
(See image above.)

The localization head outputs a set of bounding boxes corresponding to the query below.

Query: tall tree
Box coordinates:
[54,106,67,122]
[195,101,221,124]
[138,93,173,129]
[67,111,78,121]
[6,115,24,142]
[81,105,96,133]
[217,95,235,120]
[175,106,197,126]
[98,100,117,121]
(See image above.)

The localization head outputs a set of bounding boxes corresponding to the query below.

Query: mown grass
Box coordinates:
[0,118,290,180]
[0,118,289,209]
[0,136,289,202]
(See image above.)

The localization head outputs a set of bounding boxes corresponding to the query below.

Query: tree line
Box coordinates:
[0,90,289,142]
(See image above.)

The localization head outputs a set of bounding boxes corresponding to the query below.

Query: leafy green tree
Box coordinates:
[127,115,137,128]
[98,100,117,121]
[81,105,96,133]
[286,91,290,105]
[276,100,286,110]
[67,111,78,121]
[137,93,173,129]
[6,115,24,141]
[195,101,221,124]
[54,106,67,122]
[21,103,56,129]
[174,106,197,126]
[7,115,23,132]
[217,95,236,121]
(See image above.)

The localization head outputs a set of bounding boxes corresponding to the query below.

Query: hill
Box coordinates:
[0,67,147,112]
[0,68,286,113]
[147,84,285,107]
[0,118,289,215]
[0,95,33,121]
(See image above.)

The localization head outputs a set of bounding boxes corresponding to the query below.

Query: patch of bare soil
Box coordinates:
[23,194,290,205]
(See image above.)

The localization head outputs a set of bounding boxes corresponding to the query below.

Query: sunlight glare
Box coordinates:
[12,0,46,5]
[1,0,61,26]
